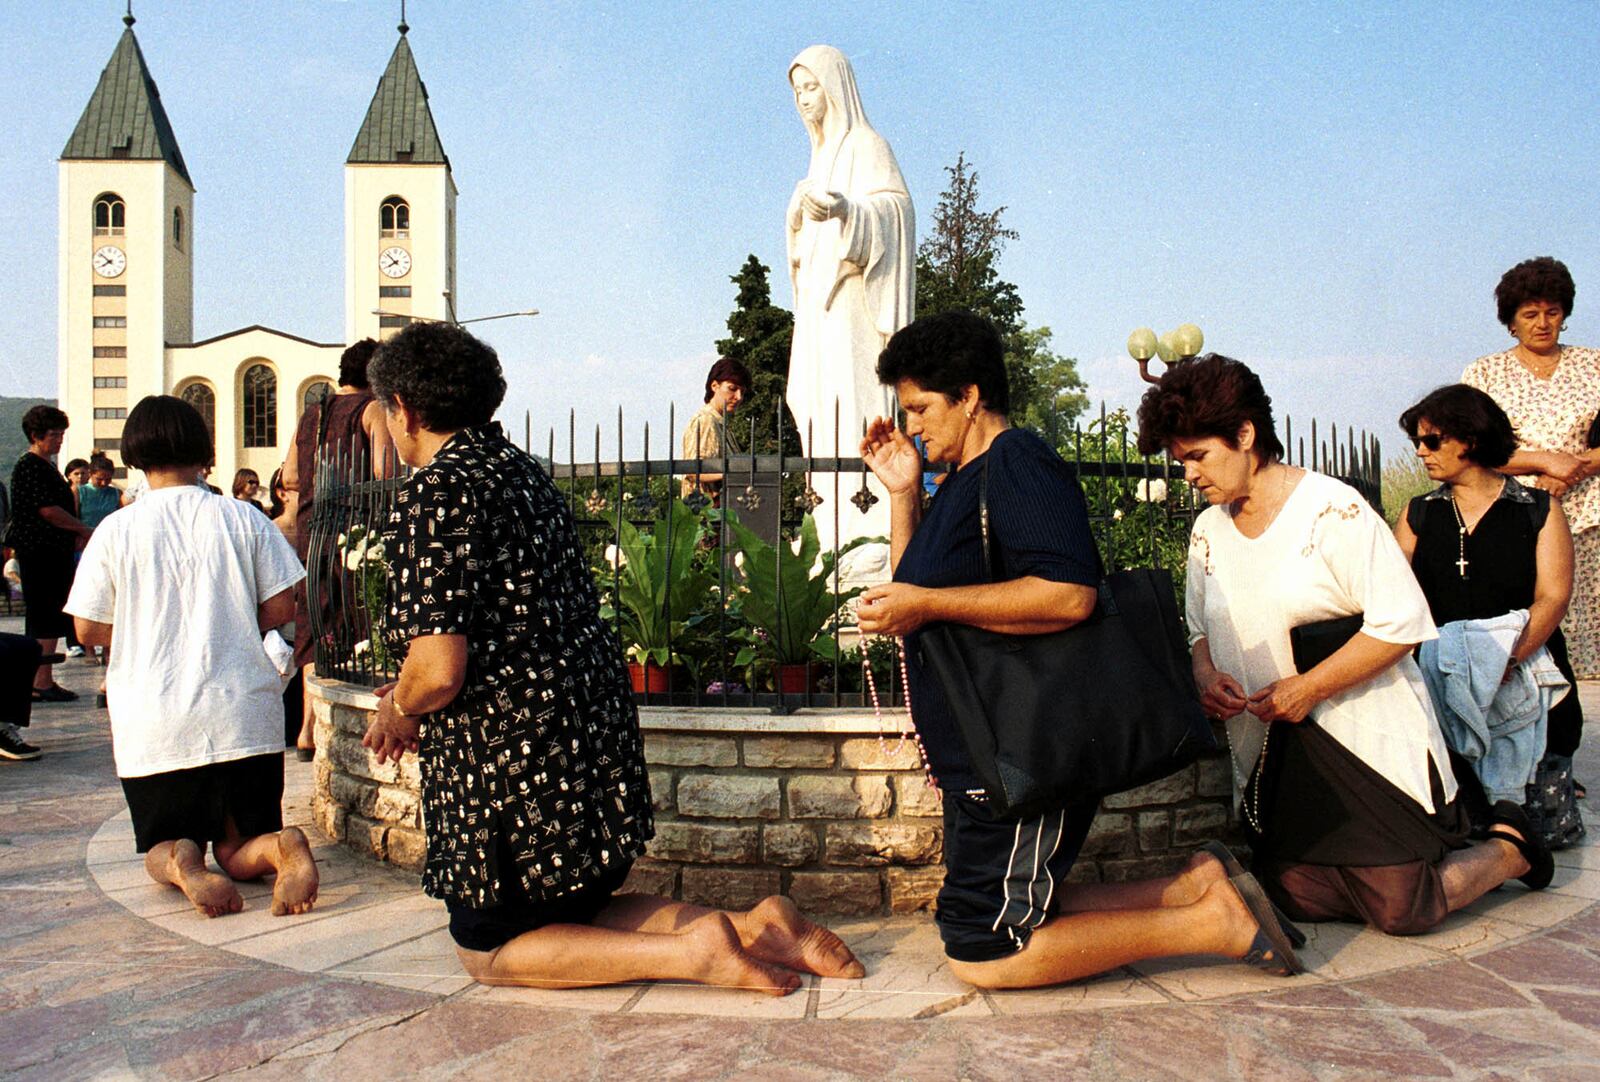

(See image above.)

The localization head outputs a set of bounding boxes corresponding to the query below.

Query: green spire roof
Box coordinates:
[61,26,191,185]
[347,33,450,167]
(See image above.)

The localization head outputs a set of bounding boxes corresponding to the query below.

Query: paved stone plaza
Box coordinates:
[4,619,1599,1079]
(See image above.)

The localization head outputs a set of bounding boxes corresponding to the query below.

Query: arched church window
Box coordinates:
[302,380,334,414]
[173,207,183,249]
[241,364,278,449]
[179,381,216,445]
[380,197,410,238]
[94,194,126,236]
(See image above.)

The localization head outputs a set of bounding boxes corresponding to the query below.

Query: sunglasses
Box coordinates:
[1410,433,1446,451]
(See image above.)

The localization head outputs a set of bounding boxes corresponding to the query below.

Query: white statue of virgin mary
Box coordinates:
[785,45,914,558]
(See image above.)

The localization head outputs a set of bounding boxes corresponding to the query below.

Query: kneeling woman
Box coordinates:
[1136,356,1550,936]
[359,322,862,994]
[859,312,1305,988]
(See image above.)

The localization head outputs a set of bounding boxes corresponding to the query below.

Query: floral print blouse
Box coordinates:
[382,423,654,907]
[1463,345,1600,533]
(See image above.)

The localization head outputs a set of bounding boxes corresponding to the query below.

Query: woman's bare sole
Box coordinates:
[271,827,320,916]
[742,896,866,979]
[166,839,242,918]
[687,912,804,996]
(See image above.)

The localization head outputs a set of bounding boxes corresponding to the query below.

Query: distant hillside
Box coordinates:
[1,396,57,487]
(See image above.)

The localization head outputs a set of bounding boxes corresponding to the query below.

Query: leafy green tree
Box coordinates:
[714,255,801,457]
[914,153,1087,433]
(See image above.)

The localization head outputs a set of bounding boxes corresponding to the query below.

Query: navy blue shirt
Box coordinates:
[895,428,1101,793]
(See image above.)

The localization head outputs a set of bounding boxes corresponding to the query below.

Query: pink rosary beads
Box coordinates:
[863,636,937,789]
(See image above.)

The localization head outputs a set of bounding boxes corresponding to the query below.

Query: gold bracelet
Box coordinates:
[390,688,419,717]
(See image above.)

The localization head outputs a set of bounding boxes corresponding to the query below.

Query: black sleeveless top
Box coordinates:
[1406,479,1547,626]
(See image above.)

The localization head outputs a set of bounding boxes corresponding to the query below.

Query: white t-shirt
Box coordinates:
[65,484,306,778]
[1185,471,1458,814]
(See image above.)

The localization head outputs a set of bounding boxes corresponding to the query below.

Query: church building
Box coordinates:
[56,10,457,481]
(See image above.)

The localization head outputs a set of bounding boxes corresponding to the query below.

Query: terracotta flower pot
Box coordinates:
[628,661,673,694]
[776,662,819,694]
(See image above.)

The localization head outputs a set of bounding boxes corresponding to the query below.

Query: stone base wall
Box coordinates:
[308,677,1238,915]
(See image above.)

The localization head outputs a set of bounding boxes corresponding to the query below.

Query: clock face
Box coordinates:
[379,246,412,279]
[93,245,127,278]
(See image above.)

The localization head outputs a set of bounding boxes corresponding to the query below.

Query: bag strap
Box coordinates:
[977,454,995,583]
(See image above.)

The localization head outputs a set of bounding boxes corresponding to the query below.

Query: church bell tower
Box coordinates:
[57,9,193,469]
[345,16,456,345]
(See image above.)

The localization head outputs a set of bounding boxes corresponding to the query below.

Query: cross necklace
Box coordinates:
[1449,491,1471,578]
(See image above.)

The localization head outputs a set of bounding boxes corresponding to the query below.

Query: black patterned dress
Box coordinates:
[382,423,653,908]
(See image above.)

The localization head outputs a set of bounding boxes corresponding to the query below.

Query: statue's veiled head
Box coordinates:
[789,44,870,148]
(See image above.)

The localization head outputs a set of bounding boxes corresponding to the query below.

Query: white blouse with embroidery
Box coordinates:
[1463,345,1600,533]
[1185,471,1458,814]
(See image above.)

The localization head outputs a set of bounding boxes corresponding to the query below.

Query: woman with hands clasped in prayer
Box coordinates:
[1137,355,1550,938]
[856,311,1308,988]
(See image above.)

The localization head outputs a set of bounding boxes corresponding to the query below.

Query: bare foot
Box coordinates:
[270,827,320,916]
[167,839,242,918]
[740,896,866,979]
[685,912,803,997]
[1163,851,1231,907]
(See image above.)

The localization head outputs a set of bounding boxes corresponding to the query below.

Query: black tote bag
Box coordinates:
[918,458,1216,819]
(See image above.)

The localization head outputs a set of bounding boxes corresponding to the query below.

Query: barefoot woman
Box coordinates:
[360,322,863,993]
[65,395,319,918]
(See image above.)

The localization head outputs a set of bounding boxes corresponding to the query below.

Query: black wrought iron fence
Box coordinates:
[308,402,1381,714]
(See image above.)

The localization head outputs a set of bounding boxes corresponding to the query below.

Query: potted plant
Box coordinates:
[598,501,714,693]
[718,510,876,693]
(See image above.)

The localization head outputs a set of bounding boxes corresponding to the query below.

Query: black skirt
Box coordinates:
[120,752,285,853]
[1246,719,1469,867]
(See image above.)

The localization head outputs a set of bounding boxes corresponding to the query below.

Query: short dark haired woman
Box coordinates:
[359,321,862,994]
[1464,257,1600,687]
[858,314,1304,989]
[5,405,91,722]
[1396,385,1583,848]
[1136,356,1550,939]
[64,395,317,919]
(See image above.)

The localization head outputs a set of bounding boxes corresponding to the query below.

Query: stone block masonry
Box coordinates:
[311,679,1240,916]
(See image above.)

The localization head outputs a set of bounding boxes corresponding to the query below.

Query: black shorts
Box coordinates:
[448,855,635,953]
[120,752,285,853]
[935,794,1097,964]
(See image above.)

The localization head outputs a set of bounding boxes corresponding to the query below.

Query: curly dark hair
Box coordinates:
[21,404,68,441]
[338,337,380,388]
[121,395,214,471]
[1399,384,1517,469]
[876,310,1010,415]
[367,321,507,432]
[1135,354,1285,462]
[1495,257,1575,327]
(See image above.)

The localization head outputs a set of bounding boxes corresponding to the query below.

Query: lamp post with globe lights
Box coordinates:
[1128,323,1204,385]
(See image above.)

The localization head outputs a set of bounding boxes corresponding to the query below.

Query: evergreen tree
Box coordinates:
[714,255,801,456]
[914,153,1087,434]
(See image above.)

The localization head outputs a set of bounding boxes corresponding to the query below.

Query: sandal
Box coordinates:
[295,747,315,762]
[1200,841,1307,949]
[1488,800,1554,891]
[31,685,78,703]
[1228,871,1303,977]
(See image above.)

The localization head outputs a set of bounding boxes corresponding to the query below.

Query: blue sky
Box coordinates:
[3,1,1597,465]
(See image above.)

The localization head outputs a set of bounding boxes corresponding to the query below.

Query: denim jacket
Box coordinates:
[1417,610,1570,803]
